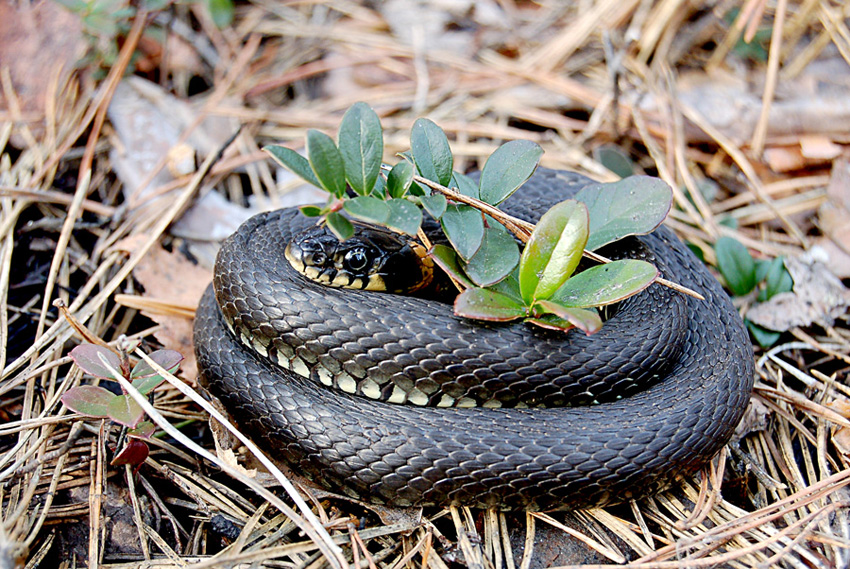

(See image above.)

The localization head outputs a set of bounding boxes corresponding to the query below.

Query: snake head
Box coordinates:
[285,224,434,294]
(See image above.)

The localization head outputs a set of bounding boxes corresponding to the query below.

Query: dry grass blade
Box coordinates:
[2,1,849,567]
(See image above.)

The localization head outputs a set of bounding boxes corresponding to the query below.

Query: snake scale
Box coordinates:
[194,168,754,510]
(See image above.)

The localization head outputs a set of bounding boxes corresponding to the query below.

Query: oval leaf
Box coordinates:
[519,200,588,304]
[452,171,479,199]
[441,204,484,261]
[533,301,602,335]
[410,118,452,186]
[385,199,422,236]
[464,225,520,287]
[551,260,658,308]
[419,194,447,219]
[338,102,383,196]
[454,288,526,321]
[429,244,475,289]
[387,161,414,199]
[107,394,145,428]
[70,344,122,380]
[478,140,543,205]
[715,236,756,296]
[131,374,166,396]
[131,350,183,379]
[306,129,347,197]
[574,177,673,251]
[299,205,324,217]
[264,145,322,188]
[111,439,149,467]
[326,212,355,241]
[343,196,390,225]
[129,421,156,439]
[61,385,114,417]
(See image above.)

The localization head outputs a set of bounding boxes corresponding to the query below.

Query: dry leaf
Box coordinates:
[827,399,850,456]
[0,1,86,145]
[746,251,850,332]
[112,235,212,381]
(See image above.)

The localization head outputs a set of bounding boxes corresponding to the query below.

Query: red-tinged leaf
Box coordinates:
[111,439,149,467]
[131,350,183,379]
[533,300,602,335]
[107,395,145,428]
[454,288,526,322]
[70,344,122,380]
[525,316,576,333]
[61,385,114,418]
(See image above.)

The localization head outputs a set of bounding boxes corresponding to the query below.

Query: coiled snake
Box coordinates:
[194,168,754,510]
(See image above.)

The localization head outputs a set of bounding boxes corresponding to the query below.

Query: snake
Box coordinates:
[194,168,754,511]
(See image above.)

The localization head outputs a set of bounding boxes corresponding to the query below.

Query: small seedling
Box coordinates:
[266,102,677,334]
[61,340,182,468]
[714,236,794,347]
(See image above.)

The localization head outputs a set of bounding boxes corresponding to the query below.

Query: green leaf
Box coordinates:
[593,145,634,178]
[129,421,155,439]
[441,204,484,261]
[299,205,324,217]
[326,212,355,241]
[764,257,793,300]
[454,288,526,321]
[746,319,781,348]
[61,385,114,418]
[463,225,520,287]
[206,0,234,27]
[533,301,602,335]
[478,140,542,205]
[306,130,347,197]
[387,161,415,198]
[574,177,673,251]
[410,118,453,186]
[264,145,322,188]
[70,345,123,380]
[131,350,182,379]
[551,260,658,308]
[715,236,756,296]
[451,171,479,199]
[386,199,422,236]
[429,244,475,289]
[419,194,447,219]
[343,196,390,225]
[108,395,145,428]
[338,102,383,196]
[518,200,588,305]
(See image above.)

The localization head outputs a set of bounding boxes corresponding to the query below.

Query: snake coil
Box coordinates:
[194,168,754,510]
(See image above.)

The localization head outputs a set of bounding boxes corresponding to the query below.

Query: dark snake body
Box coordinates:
[194,168,754,510]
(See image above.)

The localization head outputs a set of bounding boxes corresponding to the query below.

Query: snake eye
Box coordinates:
[343,247,370,272]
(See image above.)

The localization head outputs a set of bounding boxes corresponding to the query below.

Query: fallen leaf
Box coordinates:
[746,250,850,332]
[826,399,850,456]
[0,1,86,145]
[112,235,211,381]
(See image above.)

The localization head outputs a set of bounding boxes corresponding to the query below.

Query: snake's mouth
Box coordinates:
[284,224,434,294]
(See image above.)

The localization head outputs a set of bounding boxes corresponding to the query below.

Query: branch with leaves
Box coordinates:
[266,102,695,334]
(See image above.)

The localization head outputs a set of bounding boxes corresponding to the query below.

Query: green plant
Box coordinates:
[61,340,182,468]
[266,102,675,334]
[714,236,794,346]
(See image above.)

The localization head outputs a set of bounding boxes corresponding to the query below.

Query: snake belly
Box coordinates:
[194,168,754,510]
